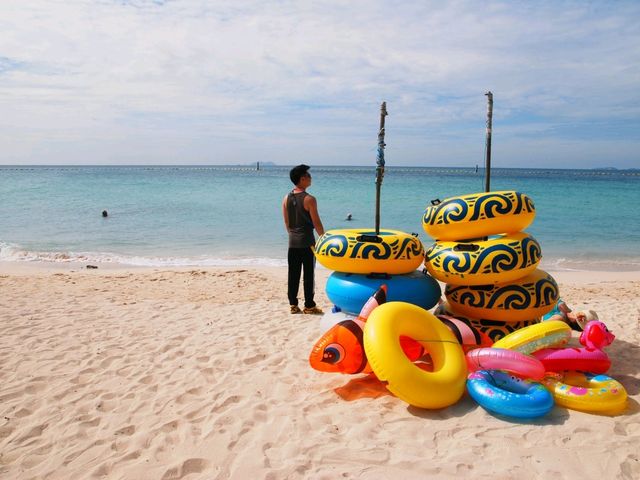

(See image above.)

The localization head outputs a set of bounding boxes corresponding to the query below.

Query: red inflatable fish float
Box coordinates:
[309,287,492,374]
[309,285,417,374]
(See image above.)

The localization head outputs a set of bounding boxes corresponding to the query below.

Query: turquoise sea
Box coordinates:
[1,165,639,271]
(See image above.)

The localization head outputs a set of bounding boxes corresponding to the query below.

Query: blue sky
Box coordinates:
[1,0,639,168]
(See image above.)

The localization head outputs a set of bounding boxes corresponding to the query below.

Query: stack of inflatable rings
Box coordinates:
[314,228,441,315]
[422,190,559,339]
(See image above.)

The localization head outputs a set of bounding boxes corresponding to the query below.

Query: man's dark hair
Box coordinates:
[289,164,310,185]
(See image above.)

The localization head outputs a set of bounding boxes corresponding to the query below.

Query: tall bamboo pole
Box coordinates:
[484,92,493,192]
[375,102,387,235]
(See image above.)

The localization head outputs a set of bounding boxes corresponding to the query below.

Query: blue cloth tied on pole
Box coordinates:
[376,144,385,168]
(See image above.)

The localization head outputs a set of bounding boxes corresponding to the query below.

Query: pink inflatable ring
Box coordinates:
[466,348,545,381]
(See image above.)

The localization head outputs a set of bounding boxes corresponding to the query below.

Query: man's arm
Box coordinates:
[305,195,325,237]
[282,195,290,233]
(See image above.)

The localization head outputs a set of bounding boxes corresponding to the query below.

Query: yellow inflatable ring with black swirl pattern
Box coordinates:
[445,269,559,322]
[424,232,542,286]
[314,229,424,274]
[422,190,535,241]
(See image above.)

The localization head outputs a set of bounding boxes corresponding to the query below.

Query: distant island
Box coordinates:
[247,161,277,169]
[593,167,639,171]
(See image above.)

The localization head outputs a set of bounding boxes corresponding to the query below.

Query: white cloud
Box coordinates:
[0,0,639,166]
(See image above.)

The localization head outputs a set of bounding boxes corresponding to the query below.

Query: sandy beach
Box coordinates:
[1,264,639,480]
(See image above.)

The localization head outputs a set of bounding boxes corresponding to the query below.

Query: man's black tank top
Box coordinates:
[287,191,315,248]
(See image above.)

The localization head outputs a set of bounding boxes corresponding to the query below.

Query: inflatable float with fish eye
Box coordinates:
[310,286,491,375]
[314,229,424,274]
[445,268,559,322]
[309,286,423,375]
[363,302,467,409]
[424,232,541,285]
[422,190,535,241]
[325,270,441,315]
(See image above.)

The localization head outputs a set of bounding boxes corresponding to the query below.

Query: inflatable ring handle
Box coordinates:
[365,273,392,280]
[453,243,480,252]
[356,234,383,243]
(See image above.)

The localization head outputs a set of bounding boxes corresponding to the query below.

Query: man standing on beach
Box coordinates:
[282,164,325,314]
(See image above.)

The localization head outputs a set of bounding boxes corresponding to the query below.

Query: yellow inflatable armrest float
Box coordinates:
[445,268,559,322]
[422,190,535,241]
[314,229,424,274]
[424,232,541,286]
[492,320,571,354]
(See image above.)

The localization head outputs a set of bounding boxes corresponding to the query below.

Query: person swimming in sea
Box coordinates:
[345,213,352,221]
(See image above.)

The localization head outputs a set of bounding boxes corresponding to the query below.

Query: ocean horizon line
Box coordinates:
[1,164,638,172]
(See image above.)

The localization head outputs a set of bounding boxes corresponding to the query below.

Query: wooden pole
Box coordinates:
[375,102,387,235]
[484,92,493,192]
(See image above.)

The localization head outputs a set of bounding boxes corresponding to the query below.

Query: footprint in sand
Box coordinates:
[243,353,267,365]
[212,395,241,413]
[95,398,117,412]
[161,420,180,433]
[99,355,121,369]
[175,387,203,405]
[80,417,101,428]
[92,462,113,477]
[115,425,136,436]
[262,442,273,467]
[24,382,47,395]
[160,458,207,480]
[0,425,15,441]
[120,449,142,462]
[15,423,49,445]
[15,408,33,418]
[185,407,207,423]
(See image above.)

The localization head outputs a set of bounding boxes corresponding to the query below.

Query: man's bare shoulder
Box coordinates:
[304,193,317,204]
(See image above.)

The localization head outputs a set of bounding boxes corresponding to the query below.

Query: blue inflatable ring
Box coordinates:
[466,370,554,419]
[325,270,441,315]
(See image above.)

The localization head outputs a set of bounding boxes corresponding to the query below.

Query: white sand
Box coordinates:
[0,264,639,479]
